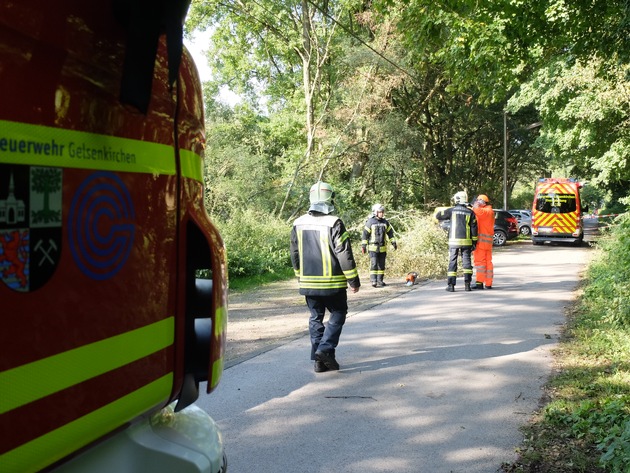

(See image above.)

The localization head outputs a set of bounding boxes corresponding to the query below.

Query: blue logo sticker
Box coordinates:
[68,171,135,280]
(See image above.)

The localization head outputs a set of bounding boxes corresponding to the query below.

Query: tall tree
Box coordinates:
[509,57,630,202]
[374,0,629,204]
[187,0,366,218]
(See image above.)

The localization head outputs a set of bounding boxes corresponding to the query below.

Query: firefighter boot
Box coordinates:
[472,282,484,290]
[446,284,455,292]
[465,282,471,292]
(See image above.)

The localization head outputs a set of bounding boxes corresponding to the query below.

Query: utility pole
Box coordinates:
[503,111,508,210]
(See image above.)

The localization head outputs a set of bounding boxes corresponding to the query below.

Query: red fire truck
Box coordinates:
[531,177,586,246]
[1,1,228,472]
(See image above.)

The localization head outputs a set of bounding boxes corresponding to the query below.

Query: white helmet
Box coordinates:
[453,191,468,204]
[309,181,335,214]
[372,203,385,216]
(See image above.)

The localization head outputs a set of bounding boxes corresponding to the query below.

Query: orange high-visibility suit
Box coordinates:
[472,201,495,288]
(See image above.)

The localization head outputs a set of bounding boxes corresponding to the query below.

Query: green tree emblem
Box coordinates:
[31,168,62,224]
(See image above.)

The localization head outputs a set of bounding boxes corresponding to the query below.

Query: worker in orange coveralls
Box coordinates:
[472,194,495,289]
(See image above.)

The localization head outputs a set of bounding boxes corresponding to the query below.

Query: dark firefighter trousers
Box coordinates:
[447,247,473,286]
[369,252,387,284]
[306,292,348,360]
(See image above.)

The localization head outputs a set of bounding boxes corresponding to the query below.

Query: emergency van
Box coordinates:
[1,1,228,472]
[531,177,585,246]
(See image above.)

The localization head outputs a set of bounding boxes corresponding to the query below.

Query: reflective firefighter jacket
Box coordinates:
[472,205,495,250]
[436,204,478,248]
[291,212,361,296]
[361,216,396,253]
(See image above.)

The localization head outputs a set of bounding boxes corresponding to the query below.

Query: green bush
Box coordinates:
[509,215,630,472]
[583,213,630,470]
[213,209,292,280]
[215,208,449,288]
[350,210,449,281]
[583,213,630,327]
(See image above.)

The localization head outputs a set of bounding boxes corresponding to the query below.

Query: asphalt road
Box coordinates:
[197,242,593,473]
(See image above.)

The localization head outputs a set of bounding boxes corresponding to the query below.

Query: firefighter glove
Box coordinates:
[361,245,366,254]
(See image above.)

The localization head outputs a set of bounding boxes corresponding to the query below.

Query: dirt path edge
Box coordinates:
[224,275,423,368]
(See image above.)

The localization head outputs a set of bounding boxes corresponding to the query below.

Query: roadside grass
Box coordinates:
[228,267,294,292]
[503,214,630,473]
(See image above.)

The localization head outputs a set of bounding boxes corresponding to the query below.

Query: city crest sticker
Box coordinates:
[0,164,62,292]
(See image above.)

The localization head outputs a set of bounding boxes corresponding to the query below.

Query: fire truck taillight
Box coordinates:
[176,276,215,412]
[189,278,214,381]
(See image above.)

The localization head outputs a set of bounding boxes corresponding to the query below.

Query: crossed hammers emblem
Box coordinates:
[34,239,58,266]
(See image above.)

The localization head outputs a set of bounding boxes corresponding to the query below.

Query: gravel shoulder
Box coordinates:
[225,274,420,368]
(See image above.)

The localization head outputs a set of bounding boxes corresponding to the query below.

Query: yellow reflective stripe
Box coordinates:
[210,305,227,389]
[300,275,347,282]
[368,244,388,253]
[300,282,348,289]
[449,238,472,245]
[343,268,359,279]
[0,317,174,414]
[297,229,303,272]
[211,357,224,390]
[320,230,332,276]
[180,148,203,182]
[213,305,227,338]
[299,274,348,289]
[1,375,173,473]
[0,119,175,175]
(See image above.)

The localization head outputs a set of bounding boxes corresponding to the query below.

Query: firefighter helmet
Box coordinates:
[476,194,490,205]
[453,191,468,204]
[309,181,335,214]
[372,203,385,216]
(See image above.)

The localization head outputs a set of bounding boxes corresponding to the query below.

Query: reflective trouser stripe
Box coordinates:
[473,248,494,285]
[448,247,473,284]
[1,375,173,473]
[478,232,493,246]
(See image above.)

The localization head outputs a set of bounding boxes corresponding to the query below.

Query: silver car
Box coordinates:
[508,209,532,236]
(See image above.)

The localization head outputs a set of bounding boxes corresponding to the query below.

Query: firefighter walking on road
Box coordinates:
[435,191,478,292]
[290,181,361,373]
[361,203,397,287]
[472,194,495,289]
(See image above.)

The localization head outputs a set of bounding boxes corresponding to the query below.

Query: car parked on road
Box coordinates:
[508,209,532,236]
[433,208,519,246]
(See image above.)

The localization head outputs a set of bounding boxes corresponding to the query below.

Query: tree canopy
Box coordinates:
[186,0,630,219]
